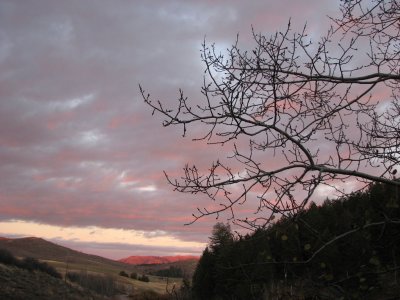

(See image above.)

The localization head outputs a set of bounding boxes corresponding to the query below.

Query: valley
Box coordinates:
[0,237,198,299]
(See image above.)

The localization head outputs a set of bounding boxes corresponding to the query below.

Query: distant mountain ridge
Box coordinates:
[119,255,199,265]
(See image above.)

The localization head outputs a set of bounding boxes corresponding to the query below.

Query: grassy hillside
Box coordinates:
[0,237,133,275]
[0,262,103,300]
[0,237,188,298]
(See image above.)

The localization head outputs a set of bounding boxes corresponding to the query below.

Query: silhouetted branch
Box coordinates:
[142,0,400,229]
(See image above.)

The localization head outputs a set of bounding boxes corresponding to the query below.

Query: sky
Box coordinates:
[0,0,340,260]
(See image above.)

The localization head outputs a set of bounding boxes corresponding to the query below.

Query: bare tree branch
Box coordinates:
[141,0,400,229]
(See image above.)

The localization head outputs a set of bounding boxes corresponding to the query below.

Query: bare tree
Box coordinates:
[141,0,400,230]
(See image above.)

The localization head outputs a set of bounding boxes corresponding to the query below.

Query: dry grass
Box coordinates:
[0,237,190,297]
[0,263,103,300]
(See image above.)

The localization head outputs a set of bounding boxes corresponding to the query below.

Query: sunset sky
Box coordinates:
[0,0,340,260]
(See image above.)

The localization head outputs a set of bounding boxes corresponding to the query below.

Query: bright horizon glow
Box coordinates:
[0,220,206,254]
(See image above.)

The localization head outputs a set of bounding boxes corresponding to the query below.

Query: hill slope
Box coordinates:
[0,237,191,297]
[119,255,198,265]
[0,237,135,274]
[0,263,103,300]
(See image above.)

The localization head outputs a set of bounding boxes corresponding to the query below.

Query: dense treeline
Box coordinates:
[0,248,61,279]
[192,183,400,299]
[151,266,184,278]
[119,270,150,282]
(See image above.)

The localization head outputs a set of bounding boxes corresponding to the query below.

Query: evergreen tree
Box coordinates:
[192,247,216,299]
[191,183,400,299]
[209,222,234,253]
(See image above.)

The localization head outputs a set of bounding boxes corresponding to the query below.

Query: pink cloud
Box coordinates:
[0,0,352,256]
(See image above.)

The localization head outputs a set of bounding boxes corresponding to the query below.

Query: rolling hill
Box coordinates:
[0,236,198,298]
[0,236,194,297]
[0,237,135,275]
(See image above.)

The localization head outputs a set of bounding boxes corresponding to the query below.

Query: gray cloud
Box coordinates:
[0,0,339,254]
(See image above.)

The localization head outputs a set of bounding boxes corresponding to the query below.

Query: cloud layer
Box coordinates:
[0,0,339,258]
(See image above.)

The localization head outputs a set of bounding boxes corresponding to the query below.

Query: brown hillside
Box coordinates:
[0,237,192,297]
[0,263,103,300]
[0,237,135,273]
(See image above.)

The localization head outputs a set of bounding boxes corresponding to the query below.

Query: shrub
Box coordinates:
[67,271,119,296]
[20,257,62,279]
[138,274,150,282]
[0,252,61,279]
[119,270,129,277]
[151,266,183,278]
[0,248,19,266]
